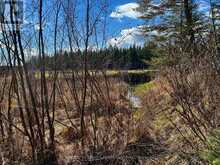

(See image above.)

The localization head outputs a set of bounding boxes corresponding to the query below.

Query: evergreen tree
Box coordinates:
[138,0,206,46]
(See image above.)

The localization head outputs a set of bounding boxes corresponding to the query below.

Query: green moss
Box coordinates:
[133,109,145,120]
[200,129,220,164]
[153,113,170,130]
[213,159,220,165]
[134,81,155,96]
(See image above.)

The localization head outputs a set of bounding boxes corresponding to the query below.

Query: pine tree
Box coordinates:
[137,0,206,46]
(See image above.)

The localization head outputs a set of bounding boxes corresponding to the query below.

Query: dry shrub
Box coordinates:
[53,76,141,164]
[153,44,220,163]
[130,42,220,164]
[165,52,220,139]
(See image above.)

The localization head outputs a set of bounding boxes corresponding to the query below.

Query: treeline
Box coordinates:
[29,45,155,70]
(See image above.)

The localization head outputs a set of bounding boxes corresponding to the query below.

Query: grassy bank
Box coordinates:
[34,69,157,79]
[133,81,156,96]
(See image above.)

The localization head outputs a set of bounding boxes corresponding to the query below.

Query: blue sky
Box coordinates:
[0,0,212,63]
[3,0,211,55]
[107,0,212,47]
[18,0,145,51]
[107,0,145,47]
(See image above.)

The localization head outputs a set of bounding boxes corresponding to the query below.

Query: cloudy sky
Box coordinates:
[107,0,145,47]
[10,0,211,52]
[21,0,145,50]
[107,0,211,47]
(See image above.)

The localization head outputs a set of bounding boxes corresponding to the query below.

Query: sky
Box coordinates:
[107,0,213,48]
[18,0,146,52]
[107,0,145,47]
[0,0,212,54]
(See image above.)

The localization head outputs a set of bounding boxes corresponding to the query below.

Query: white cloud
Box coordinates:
[107,26,145,47]
[110,3,141,19]
[107,25,173,47]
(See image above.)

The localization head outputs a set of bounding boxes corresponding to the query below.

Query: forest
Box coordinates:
[28,46,154,70]
[0,0,219,165]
